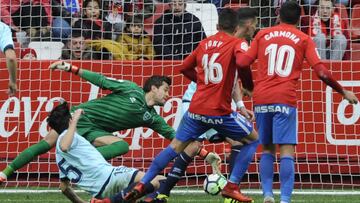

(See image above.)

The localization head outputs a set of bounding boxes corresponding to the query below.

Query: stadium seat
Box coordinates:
[350,42,360,61]
[350,4,360,39]
[28,42,64,60]
[186,3,219,37]
[144,3,170,36]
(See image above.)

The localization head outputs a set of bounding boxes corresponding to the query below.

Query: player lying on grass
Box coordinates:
[145,8,258,203]
[47,101,166,203]
[236,1,358,203]
[0,61,221,186]
[124,8,259,203]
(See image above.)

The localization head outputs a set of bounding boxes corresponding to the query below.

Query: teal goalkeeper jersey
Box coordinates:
[71,70,175,140]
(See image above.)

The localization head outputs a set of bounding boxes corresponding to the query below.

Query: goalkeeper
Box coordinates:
[0,61,220,183]
[0,61,170,182]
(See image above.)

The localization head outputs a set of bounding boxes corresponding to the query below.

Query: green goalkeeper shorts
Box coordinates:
[76,115,113,143]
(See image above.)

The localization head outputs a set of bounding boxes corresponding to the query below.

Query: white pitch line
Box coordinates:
[0,189,360,195]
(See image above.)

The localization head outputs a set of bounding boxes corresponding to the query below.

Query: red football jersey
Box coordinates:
[245,23,322,107]
[181,31,249,116]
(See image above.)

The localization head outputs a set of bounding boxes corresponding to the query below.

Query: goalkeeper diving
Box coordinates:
[0,61,221,187]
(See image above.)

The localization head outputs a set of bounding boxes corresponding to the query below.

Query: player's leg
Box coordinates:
[124,112,208,201]
[92,135,129,160]
[0,129,58,182]
[260,144,276,203]
[79,128,129,160]
[76,115,130,160]
[213,112,258,202]
[279,144,295,203]
[97,167,166,203]
[273,104,298,203]
[225,137,244,173]
[155,140,201,199]
[254,105,276,202]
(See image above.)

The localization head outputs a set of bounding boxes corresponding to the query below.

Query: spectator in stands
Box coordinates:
[20,48,37,60]
[73,0,112,40]
[117,14,155,60]
[153,0,206,60]
[251,0,281,28]
[61,30,92,60]
[104,0,126,40]
[52,0,81,41]
[309,0,349,60]
[0,0,52,39]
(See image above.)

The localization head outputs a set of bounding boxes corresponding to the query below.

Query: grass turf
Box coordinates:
[0,191,359,202]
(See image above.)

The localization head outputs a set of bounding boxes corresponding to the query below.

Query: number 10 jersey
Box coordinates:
[245,23,322,107]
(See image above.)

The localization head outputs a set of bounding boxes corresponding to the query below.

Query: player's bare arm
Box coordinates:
[5,48,17,96]
[313,63,358,104]
[59,109,84,152]
[232,81,254,121]
[59,179,87,203]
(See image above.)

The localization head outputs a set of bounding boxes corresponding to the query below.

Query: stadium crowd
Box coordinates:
[0,0,358,61]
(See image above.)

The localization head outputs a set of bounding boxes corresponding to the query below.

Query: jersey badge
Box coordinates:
[143,111,152,121]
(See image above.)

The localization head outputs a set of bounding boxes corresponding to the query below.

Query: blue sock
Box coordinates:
[141,146,178,184]
[260,153,275,197]
[229,140,259,184]
[229,145,242,173]
[280,156,294,203]
[158,152,192,196]
[144,179,166,200]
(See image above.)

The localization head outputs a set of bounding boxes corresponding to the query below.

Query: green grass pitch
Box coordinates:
[0,190,359,202]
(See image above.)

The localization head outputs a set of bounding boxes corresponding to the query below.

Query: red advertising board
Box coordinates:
[0,60,359,186]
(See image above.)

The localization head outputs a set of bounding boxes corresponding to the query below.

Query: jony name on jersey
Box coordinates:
[205,40,223,50]
[254,105,290,114]
[265,31,300,44]
[188,112,224,124]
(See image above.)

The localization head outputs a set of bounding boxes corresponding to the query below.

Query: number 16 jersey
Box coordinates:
[181,31,249,116]
[245,23,322,107]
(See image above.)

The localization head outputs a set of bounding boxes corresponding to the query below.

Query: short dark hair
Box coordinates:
[125,14,144,32]
[47,102,71,134]
[237,8,257,26]
[218,8,239,33]
[279,1,301,25]
[143,75,171,93]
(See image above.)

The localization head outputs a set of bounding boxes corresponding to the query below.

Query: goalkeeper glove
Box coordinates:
[49,61,80,75]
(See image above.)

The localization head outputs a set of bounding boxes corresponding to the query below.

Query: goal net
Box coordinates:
[0,0,359,192]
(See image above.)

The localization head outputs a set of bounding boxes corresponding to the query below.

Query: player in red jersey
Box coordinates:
[123,8,259,203]
[237,1,358,203]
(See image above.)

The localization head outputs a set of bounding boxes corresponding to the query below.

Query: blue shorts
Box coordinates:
[254,104,298,145]
[175,111,253,142]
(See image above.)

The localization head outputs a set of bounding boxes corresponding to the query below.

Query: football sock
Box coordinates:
[280,156,294,203]
[229,140,259,184]
[158,152,193,196]
[260,153,275,197]
[144,179,167,199]
[96,140,129,160]
[229,145,242,173]
[111,182,155,202]
[6,140,52,177]
[141,146,178,184]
